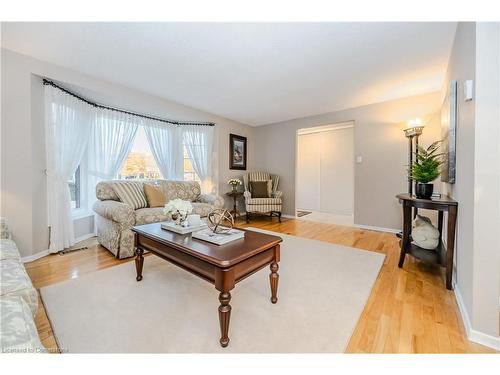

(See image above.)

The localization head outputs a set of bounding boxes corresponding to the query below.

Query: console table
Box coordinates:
[396,193,458,290]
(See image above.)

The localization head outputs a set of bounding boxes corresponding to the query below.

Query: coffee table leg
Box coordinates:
[135,247,144,282]
[270,261,279,303]
[218,291,231,347]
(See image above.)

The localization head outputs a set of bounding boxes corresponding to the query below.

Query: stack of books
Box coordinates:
[192,228,245,245]
[160,221,207,234]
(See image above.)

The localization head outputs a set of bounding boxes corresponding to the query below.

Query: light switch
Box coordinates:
[464,80,474,101]
[356,156,363,164]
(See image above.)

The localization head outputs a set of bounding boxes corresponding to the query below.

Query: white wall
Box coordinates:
[1,48,255,257]
[472,22,500,337]
[442,21,500,341]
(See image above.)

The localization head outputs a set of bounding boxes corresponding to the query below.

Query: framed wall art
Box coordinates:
[229,134,247,170]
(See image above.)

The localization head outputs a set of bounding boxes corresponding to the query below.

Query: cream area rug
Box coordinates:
[40,228,384,353]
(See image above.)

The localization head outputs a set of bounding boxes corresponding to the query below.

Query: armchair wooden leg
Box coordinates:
[278,212,282,223]
[246,212,250,223]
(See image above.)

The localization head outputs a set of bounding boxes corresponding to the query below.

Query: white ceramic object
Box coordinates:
[187,214,201,227]
[411,215,440,250]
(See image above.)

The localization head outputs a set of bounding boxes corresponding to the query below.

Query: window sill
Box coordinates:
[72,210,93,221]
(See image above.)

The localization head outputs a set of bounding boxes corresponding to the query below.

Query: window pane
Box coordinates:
[183,145,201,183]
[120,127,161,180]
[68,166,81,209]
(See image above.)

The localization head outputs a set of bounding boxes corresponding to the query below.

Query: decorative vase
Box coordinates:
[416,183,433,199]
[231,185,238,193]
[171,212,187,225]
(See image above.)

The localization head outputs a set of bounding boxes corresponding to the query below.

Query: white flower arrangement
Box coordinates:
[164,199,193,223]
[227,178,242,187]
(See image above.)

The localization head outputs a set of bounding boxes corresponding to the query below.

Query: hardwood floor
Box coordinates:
[24,217,497,353]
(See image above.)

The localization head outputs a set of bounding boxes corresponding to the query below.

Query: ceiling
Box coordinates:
[1,22,456,126]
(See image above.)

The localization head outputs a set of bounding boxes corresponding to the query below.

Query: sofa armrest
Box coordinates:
[197,194,224,209]
[272,190,283,199]
[243,191,252,201]
[93,200,135,228]
[1,217,11,239]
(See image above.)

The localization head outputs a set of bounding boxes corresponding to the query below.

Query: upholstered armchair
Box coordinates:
[243,172,282,223]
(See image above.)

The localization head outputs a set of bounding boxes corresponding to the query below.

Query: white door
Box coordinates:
[296,123,354,216]
[296,132,321,211]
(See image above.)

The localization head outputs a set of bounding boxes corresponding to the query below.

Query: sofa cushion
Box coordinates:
[0,259,38,316]
[0,296,43,353]
[158,180,201,202]
[144,184,167,208]
[0,239,21,261]
[135,207,169,225]
[111,181,148,210]
[1,217,11,239]
[191,202,214,217]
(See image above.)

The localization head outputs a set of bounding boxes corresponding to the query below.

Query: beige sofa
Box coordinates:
[0,218,43,353]
[93,179,224,259]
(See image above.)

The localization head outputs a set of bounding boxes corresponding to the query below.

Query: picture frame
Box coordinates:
[229,134,247,170]
[441,80,457,184]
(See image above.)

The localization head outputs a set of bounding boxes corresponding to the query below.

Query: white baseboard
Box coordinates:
[281,214,296,219]
[21,250,49,263]
[20,232,96,264]
[454,284,500,350]
[354,224,401,234]
[74,232,96,243]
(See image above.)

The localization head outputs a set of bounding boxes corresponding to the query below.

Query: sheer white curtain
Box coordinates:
[87,108,139,208]
[143,119,182,180]
[45,85,92,252]
[182,125,215,193]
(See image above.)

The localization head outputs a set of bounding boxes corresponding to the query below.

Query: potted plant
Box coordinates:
[410,141,443,199]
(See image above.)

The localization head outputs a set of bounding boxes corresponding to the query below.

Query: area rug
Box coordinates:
[40,228,384,353]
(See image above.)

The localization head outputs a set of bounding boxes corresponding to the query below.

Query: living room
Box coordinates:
[1,1,500,373]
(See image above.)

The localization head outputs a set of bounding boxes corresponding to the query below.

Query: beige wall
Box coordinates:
[254,92,442,230]
[442,22,500,339]
[1,48,255,257]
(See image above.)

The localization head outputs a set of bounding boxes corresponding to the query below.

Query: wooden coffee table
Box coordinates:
[131,223,282,348]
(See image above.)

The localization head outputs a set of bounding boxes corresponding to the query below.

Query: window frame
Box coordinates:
[70,152,89,219]
[182,145,201,183]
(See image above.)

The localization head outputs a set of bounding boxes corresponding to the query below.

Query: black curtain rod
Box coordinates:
[42,79,215,127]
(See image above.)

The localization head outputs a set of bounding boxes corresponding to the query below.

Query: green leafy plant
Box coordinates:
[410,141,443,183]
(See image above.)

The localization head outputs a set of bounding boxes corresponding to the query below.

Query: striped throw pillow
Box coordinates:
[111,181,148,210]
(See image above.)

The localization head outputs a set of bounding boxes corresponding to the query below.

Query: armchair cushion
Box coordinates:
[249,181,271,198]
[93,200,135,228]
[272,190,283,199]
[246,197,282,205]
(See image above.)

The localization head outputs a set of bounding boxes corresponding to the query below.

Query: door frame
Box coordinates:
[294,121,355,219]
